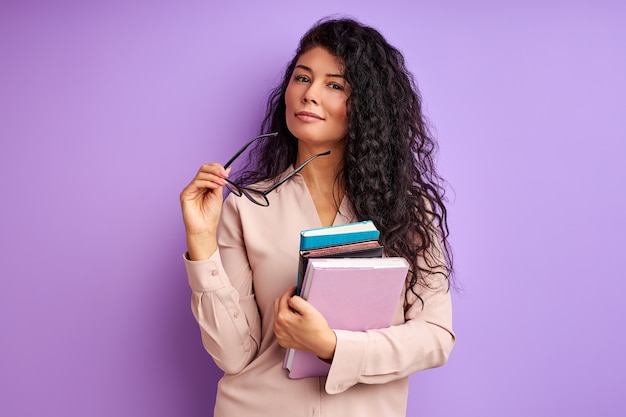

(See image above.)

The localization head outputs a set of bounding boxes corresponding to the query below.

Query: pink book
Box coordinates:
[283,257,409,379]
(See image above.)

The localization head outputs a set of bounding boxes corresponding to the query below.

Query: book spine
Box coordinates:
[296,245,384,295]
[299,230,380,250]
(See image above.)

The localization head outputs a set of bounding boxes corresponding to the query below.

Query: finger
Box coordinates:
[280,286,302,314]
[282,285,297,298]
[274,294,293,324]
[191,177,226,189]
[195,167,229,185]
[181,163,228,195]
[277,288,295,315]
[273,297,280,322]
[288,295,314,316]
[273,297,291,348]
[183,168,231,195]
[193,173,227,187]
[198,163,229,178]
[180,181,222,204]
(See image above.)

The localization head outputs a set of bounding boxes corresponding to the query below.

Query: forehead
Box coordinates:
[295,47,344,74]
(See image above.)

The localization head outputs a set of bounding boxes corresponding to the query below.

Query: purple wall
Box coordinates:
[1,1,624,416]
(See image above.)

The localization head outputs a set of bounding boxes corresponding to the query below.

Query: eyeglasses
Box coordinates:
[224,132,331,207]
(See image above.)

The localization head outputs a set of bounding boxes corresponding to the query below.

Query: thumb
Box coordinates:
[288,295,314,316]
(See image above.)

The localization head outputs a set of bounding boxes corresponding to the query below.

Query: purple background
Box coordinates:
[1,1,624,416]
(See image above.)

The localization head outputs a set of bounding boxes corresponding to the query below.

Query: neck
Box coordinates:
[296,143,345,198]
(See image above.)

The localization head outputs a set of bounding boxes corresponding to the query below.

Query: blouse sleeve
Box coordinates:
[324,241,455,394]
[185,196,261,374]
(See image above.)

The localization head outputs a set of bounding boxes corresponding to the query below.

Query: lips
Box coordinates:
[295,111,324,121]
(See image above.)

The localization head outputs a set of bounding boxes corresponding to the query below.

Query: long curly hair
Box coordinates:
[235,17,454,300]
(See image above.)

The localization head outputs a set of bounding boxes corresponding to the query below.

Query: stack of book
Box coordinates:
[296,220,384,295]
[283,220,410,379]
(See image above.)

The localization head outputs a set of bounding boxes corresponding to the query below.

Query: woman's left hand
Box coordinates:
[273,286,337,361]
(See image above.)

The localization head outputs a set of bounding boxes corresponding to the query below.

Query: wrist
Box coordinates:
[316,329,337,361]
[186,232,217,261]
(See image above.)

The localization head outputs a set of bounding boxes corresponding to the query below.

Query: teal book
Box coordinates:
[299,220,380,251]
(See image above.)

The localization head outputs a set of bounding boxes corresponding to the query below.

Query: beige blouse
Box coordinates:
[184,171,455,417]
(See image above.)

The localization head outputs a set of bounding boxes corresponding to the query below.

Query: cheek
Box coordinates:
[284,84,298,111]
[338,100,349,131]
[284,86,297,131]
[331,97,348,119]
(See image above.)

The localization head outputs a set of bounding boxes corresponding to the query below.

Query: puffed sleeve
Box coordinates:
[185,196,262,374]
[324,239,455,394]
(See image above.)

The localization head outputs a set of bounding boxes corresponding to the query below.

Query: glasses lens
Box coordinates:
[240,188,269,207]
[224,134,275,205]
[225,180,242,197]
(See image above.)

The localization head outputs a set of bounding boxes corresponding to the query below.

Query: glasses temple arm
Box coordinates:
[263,150,331,194]
[223,132,278,169]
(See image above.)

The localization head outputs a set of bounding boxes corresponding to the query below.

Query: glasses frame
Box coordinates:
[224,132,331,207]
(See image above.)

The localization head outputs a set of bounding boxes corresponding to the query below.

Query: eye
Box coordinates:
[294,74,310,83]
[328,82,344,91]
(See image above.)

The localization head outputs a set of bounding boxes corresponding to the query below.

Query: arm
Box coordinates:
[273,268,453,390]
[273,255,453,388]
[273,237,454,388]
[325,275,454,393]
[185,244,261,374]
[181,164,261,374]
[321,208,455,392]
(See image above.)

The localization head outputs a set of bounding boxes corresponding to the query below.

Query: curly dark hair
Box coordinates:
[235,16,454,300]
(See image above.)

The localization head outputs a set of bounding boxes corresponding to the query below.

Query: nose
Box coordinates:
[302,83,320,105]
[303,93,317,105]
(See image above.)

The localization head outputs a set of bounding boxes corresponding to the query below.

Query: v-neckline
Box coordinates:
[286,169,355,228]
[302,183,353,228]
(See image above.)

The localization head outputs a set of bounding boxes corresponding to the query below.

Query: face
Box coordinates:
[285,47,350,149]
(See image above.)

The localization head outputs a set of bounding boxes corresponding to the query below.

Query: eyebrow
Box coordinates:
[295,64,345,79]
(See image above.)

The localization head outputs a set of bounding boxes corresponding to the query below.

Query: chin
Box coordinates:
[287,124,326,143]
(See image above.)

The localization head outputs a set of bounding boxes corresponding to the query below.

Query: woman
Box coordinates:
[180,17,455,417]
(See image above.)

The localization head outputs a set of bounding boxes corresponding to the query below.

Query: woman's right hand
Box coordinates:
[179,163,230,260]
